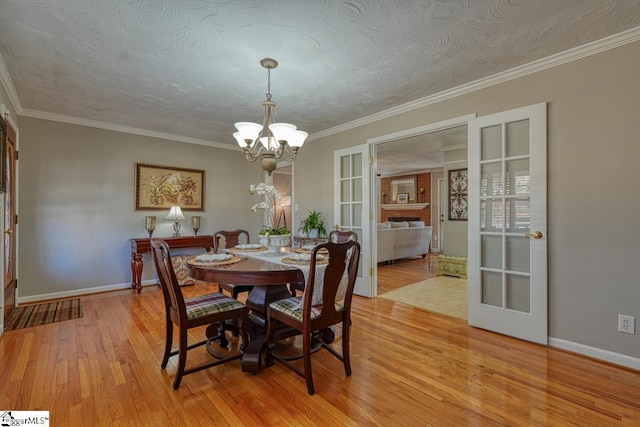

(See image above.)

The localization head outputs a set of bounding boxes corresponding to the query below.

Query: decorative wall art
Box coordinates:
[448,168,468,220]
[397,193,409,204]
[135,163,205,211]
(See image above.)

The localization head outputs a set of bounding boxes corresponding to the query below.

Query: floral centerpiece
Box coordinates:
[249,183,291,254]
[249,182,291,255]
[249,183,290,235]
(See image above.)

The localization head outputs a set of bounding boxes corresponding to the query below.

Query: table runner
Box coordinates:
[225,248,346,307]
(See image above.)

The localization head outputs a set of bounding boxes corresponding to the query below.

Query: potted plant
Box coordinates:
[259,227,290,236]
[299,210,327,238]
[249,183,292,254]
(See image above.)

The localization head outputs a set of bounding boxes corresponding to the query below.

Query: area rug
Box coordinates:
[379,276,468,320]
[4,298,83,331]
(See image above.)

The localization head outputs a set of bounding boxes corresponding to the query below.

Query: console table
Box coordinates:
[129,235,214,293]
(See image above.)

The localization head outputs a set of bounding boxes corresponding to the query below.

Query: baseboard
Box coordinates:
[549,337,640,371]
[16,279,158,305]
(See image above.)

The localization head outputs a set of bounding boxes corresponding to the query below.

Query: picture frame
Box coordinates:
[397,192,409,204]
[135,163,205,211]
[448,168,468,220]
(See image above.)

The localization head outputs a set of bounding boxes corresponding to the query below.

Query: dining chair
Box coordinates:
[213,229,254,299]
[266,240,361,395]
[150,238,249,390]
[328,229,358,243]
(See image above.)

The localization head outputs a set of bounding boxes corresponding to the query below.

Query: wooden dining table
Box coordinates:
[188,255,305,373]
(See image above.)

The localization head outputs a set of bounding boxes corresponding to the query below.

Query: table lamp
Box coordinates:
[165,205,185,237]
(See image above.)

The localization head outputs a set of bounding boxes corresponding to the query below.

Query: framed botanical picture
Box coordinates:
[135,163,205,211]
[397,193,409,204]
[448,168,468,220]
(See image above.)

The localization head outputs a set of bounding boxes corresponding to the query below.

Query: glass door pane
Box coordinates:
[468,102,547,344]
[479,119,532,313]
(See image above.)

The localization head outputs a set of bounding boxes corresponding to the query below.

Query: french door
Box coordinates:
[468,102,548,344]
[333,145,373,297]
[2,116,16,326]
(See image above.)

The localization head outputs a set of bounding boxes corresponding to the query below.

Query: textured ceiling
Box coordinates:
[0,0,639,164]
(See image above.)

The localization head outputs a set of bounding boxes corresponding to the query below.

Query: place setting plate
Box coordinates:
[232,243,268,252]
[294,244,329,255]
[187,253,242,267]
[281,252,329,265]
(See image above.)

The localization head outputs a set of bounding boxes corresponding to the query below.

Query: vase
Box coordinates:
[308,229,319,238]
[259,233,291,256]
[150,195,164,205]
[180,194,193,205]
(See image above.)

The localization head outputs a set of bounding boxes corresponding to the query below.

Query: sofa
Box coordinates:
[377,221,433,263]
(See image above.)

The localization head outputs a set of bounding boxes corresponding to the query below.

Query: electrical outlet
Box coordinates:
[618,315,636,335]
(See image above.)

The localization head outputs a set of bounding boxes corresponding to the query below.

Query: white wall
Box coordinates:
[442,147,468,256]
[293,41,640,359]
[18,117,264,300]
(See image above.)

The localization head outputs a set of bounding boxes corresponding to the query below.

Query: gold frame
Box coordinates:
[135,163,205,211]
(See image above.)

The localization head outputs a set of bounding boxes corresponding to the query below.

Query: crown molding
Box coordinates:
[2,27,639,145]
[19,108,240,151]
[310,26,640,141]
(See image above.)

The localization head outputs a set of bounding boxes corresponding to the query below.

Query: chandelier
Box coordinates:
[233,58,308,175]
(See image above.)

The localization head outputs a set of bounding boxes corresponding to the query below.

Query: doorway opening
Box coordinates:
[371,117,471,319]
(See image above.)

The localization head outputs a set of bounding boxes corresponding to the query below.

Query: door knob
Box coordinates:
[4,229,12,235]
[524,231,543,239]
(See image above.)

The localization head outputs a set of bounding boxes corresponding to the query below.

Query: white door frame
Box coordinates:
[368,114,476,293]
[436,177,444,253]
[333,145,372,297]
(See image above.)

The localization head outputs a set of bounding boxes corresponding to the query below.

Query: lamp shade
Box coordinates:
[288,130,308,148]
[234,122,263,146]
[269,123,297,142]
[165,206,185,220]
[269,123,307,148]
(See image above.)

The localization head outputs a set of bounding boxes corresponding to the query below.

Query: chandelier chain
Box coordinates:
[266,68,272,101]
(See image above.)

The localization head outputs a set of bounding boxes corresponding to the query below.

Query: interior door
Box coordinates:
[334,145,373,297]
[2,117,16,323]
[468,102,547,344]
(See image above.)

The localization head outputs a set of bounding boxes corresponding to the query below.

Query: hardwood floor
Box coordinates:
[377,253,440,294]
[1,258,639,426]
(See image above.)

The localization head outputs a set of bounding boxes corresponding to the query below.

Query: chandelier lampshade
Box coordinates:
[234,58,308,175]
